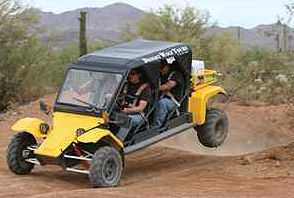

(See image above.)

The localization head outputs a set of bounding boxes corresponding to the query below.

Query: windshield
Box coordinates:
[57,69,122,110]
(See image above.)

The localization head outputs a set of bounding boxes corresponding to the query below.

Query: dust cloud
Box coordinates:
[161,103,294,156]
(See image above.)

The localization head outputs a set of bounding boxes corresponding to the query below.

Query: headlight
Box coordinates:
[102,112,109,122]
[39,123,50,135]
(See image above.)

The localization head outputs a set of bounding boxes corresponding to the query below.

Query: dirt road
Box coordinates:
[0,97,294,197]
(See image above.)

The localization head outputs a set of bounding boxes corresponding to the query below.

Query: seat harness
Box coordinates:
[159,71,180,107]
[123,83,149,108]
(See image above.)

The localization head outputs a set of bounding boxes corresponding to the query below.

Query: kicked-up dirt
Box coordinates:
[0,95,294,198]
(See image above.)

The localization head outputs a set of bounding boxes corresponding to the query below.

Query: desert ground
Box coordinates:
[0,95,294,198]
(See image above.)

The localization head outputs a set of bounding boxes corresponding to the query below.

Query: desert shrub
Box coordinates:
[0,1,49,110]
[221,49,294,103]
[199,31,243,70]
[45,41,111,90]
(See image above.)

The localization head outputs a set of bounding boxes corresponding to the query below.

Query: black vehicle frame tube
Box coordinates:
[123,123,195,155]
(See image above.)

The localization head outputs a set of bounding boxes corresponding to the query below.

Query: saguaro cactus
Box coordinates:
[79,11,87,56]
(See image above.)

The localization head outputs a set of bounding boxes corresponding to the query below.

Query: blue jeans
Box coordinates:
[157,98,175,126]
[116,114,142,142]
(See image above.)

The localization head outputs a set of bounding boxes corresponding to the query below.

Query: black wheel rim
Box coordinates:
[102,156,119,184]
[18,142,33,168]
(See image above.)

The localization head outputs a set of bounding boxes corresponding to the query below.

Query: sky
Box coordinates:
[26,0,293,28]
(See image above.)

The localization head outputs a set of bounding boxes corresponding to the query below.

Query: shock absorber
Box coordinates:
[72,144,90,168]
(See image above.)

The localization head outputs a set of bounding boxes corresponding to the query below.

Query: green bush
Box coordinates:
[0,1,48,110]
[200,31,243,69]
[45,41,110,91]
[221,49,294,103]
[122,4,209,57]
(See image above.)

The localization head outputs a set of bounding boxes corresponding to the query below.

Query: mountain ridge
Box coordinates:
[35,3,294,50]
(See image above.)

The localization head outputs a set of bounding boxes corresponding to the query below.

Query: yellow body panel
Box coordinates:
[189,85,226,125]
[34,112,104,158]
[77,128,123,148]
[11,118,47,138]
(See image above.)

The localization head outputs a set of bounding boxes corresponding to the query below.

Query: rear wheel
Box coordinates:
[195,108,228,148]
[6,132,37,174]
[89,146,123,188]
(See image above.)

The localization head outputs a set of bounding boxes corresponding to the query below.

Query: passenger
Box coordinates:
[157,59,182,126]
[116,69,151,142]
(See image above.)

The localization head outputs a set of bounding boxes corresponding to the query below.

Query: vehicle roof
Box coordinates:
[73,40,191,72]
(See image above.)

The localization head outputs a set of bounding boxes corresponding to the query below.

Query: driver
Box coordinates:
[115,68,151,142]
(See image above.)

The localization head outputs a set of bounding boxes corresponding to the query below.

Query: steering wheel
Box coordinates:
[113,93,125,111]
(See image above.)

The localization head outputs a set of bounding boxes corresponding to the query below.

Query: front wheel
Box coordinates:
[89,146,123,188]
[6,132,37,174]
[195,108,228,148]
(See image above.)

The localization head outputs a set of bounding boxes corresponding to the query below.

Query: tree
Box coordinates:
[122,4,243,68]
[0,0,49,111]
[201,31,243,69]
[122,5,210,57]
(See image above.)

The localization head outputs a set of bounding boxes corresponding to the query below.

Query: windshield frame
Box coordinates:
[54,67,126,116]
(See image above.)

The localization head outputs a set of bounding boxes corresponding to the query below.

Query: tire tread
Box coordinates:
[6,132,36,175]
[89,146,123,188]
[195,108,228,148]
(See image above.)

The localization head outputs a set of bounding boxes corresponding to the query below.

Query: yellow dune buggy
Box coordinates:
[6,40,228,187]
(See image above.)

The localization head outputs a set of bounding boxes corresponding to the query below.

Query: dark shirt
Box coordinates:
[124,82,151,107]
[160,71,182,101]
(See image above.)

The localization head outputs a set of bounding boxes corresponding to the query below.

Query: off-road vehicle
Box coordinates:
[6,40,228,187]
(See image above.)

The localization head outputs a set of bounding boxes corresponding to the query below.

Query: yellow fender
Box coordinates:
[189,85,226,125]
[77,128,124,148]
[11,118,47,138]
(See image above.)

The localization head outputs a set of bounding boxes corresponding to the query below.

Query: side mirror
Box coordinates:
[39,101,52,115]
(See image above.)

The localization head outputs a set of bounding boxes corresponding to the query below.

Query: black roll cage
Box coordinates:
[53,40,192,119]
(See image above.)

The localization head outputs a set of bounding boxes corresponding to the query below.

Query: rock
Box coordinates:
[239,156,252,165]
[12,112,18,116]
[268,153,281,161]
[275,161,281,167]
